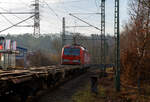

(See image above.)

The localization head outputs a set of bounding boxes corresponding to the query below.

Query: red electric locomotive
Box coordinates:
[61,45,90,67]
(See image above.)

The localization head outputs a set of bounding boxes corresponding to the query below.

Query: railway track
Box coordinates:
[34,67,100,102]
[0,65,88,102]
[36,70,90,102]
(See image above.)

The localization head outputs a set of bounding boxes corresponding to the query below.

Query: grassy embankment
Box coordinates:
[72,68,150,102]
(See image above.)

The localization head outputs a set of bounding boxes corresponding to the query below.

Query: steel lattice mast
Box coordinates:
[33,0,40,36]
[114,0,120,92]
[62,17,66,47]
[101,0,106,70]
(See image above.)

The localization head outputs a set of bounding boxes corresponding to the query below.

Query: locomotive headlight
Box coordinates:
[72,60,80,63]
[63,59,70,62]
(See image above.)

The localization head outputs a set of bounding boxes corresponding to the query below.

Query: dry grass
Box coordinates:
[72,72,150,102]
[72,85,106,102]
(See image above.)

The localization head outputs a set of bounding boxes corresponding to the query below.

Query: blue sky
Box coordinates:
[0,0,129,35]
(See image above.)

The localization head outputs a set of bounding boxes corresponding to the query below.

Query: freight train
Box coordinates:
[0,65,86,102]
[61,45,90,67]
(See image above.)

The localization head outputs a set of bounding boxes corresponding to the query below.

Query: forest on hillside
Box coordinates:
[5,33,61,53]
[3,33,115,66]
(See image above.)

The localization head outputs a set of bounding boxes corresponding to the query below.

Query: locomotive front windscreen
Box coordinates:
[64,48,80,56]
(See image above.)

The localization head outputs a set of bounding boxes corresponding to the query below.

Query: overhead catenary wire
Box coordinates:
[69,13,101,31]
[0,0,102,34]
[0,15,34,33]
[95,0,100,12]
[0,14,14,25]
[70,12,101,15]
[57,0,101,33]
[45,0,88,4]
[0,12,34,14]
[0,1,37,34]
[95,0,98,10]
[20,0,31,8]
[42,0,61,22]
[56,0,98,16]
[0,7,33,25]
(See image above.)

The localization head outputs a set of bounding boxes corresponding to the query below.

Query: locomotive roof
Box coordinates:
[64,45,87,51]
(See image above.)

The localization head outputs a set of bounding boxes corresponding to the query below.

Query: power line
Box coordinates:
[57,0,88,4]
[0,15,34,33]
[95,0,98,10]
[70,13,101,15]
[0,7,32,25]
[0,14,14,25]
[20,0,31,8]
[0,12,34,14]
[58,0,70,14]
[15,25,33,27]
[69,13,101,31]
[42,0,61,21]
[95,0,100,12]
[66,26,91,28]
[0,0,38,35]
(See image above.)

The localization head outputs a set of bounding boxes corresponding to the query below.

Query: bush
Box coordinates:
[27,50,59,67]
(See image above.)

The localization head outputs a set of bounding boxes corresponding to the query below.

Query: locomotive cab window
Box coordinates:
[64,48,80,56]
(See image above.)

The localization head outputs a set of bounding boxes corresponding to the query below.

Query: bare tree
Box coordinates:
[121,0,150,85]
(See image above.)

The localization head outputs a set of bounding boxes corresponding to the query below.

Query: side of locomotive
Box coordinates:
[61,45,90,66]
